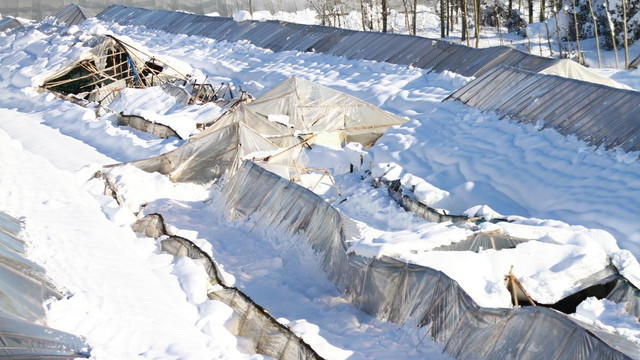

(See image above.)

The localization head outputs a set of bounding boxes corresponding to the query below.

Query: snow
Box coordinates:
[1,7,640,360]
[572,297,640,345]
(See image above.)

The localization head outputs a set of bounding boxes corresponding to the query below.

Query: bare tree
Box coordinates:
[622,0,629,68]
[603,0,619,68]
[528,0,533,24]
[360,0,367,30]
[382,0,389,32]
[571,0,581,62]
[441,0,446,37]
[413,0,418,35]
[462,0,469,44]
[474,0,480,47]
[587,0,602,67]
[552,0,563,58]
[540,0,545,21]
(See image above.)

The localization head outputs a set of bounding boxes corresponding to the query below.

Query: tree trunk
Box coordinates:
[603,0,619,68]
[508,0,513,16]
[572,0,581,63]
[462,0,468,43]
[444,0,451,36]
[553,0,563,58]
[474,0,480,47]
[249,0,253,18]
[545,19,554,56]
[441,0,446,37]
[622,0,629,68]
[497,6,504,45]
[586,0,601,67]
[360,0,367,30]
[413,0,418,35]
[382,0,388,32]
[540,0,545,21]
[402,0,411,33]
[450,0,454,32]
[528,0,533,24]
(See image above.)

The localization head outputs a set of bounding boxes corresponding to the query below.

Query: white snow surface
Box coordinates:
[1,13,640,360]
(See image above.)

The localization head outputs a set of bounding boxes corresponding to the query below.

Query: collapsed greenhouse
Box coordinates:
[3,4,640,360]
[41,34,186,105]
[128,76,406,182]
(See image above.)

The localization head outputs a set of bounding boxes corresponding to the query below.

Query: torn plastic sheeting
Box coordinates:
[131,213,324,360]
[221,161,640,359]
[447,66,640,155]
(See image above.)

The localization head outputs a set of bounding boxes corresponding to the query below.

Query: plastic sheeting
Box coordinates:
[131,213,323,360]
[0,313,89,359]
[53,4,95,27]
[208,76,407,147]
[447,65,640,154]
[221,161,640,359]
[130,121,304,182]
[0,211,89,359]
[0,212,60,324]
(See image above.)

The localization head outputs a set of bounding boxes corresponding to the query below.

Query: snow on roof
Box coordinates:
[447,65,640,155]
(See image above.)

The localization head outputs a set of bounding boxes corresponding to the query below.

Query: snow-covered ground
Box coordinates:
[1,9,640,360]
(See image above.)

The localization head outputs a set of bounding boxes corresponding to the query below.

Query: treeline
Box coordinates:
[301,0,638,67]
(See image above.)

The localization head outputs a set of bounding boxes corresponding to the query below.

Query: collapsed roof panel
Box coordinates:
[447,66,640,155]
